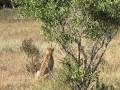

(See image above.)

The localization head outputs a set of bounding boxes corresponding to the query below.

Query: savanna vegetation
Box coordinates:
[0,0,120,90]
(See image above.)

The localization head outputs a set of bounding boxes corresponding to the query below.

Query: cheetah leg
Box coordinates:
[35,70,40,80]
[48,68,53,78]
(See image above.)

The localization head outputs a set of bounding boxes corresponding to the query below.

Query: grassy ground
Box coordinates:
[100,32,120,89]
[0,9,120,90]
[0,9,66,90]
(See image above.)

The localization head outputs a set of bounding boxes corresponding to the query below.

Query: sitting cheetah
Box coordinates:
[35,48,54,80]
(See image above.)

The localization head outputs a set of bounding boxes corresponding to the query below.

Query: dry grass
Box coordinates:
[99,32,120,90]
[0,9,120,90]
[0,9,65,90]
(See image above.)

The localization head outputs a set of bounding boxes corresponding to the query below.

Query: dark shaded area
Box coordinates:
[90,10,120,25]
[0,0,12,8]
[0,0,20,9]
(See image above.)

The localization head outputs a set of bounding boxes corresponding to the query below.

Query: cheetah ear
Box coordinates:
[49,43,54,52]
[29,38,33,42]
[52,48,54,52]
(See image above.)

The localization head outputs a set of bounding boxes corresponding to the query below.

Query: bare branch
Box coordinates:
[77,35,82,65]
[80,46,88,68]
[61,44,78,63]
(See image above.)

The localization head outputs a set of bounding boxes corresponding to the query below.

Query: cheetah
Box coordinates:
[35,48,54,80]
